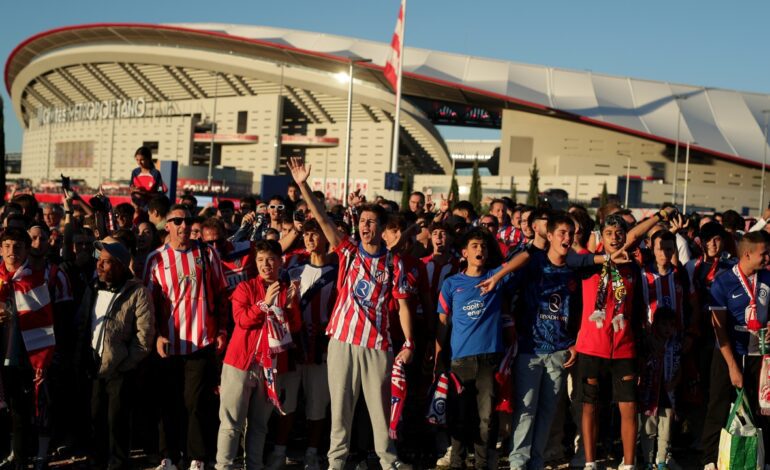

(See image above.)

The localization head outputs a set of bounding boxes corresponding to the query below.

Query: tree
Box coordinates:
[469,158,482,213]
[526,158,540,206]
[400,173,412,211]
[510,180,517,204]
[599,181,609,207]
[449,169,460,204]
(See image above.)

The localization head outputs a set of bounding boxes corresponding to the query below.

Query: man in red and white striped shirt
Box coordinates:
[288,157,413,470]
[144,204,228,470]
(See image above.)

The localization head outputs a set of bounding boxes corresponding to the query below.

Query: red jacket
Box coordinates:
[575,262,643,360]
[224,277,301,371]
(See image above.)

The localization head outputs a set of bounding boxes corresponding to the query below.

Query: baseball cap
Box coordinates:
[94,236,131,267]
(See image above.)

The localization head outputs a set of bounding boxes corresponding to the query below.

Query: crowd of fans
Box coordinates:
[2,149,770,470]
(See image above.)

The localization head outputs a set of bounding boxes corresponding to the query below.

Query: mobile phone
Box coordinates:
[61,174,71,191]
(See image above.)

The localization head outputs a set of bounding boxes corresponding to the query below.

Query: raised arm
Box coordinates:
[287,157,342,249]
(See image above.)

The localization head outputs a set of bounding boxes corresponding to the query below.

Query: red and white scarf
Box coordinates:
[495,343,517,413]
[735,264,763,332]
[426,372,463,425]
[389,359,408,439]
[0,261,56,370]
[641,265,683,329]
[254,282,295,415]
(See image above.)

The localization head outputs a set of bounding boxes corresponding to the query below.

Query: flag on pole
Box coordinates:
[383,0,405,92]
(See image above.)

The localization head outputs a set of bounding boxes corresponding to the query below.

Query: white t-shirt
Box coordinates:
[91,290,117,357]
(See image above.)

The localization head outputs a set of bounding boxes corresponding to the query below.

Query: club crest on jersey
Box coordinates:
[375,270,390,283]
[195,257,204,267]
[759,286,769,302]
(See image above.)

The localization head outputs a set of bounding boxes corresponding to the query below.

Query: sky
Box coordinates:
[2,0,770,152]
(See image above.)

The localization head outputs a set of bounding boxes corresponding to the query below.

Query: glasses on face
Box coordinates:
[480,222,498,228]
[269,204,285,210]
[168,217,193,226]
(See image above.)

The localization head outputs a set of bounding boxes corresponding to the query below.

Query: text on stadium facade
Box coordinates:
[37,97,147,126]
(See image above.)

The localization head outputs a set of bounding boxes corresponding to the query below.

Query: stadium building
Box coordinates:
[6,23,770,212]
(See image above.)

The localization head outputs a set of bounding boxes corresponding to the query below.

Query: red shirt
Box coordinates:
[387,253,427,344]
[144,243,228,356]
[575,262,642,359]
[497,225,522,247]
[225,277,301,371]
[326,236,409,351]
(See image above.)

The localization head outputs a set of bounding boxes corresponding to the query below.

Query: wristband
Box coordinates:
[401,339,415,352]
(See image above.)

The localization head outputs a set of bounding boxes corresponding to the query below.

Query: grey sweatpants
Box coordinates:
[215,363,298,470]
[327,338,397,470]
[640,407,673,465]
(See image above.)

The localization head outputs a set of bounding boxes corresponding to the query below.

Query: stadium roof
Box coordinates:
[7,22,770,169]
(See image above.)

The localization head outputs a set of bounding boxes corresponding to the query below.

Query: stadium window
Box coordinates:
[315,128,327,137]
[237,111,248,133]
[54,141,95,168]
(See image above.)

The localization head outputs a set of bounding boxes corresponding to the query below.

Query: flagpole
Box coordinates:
[389,0,405,175]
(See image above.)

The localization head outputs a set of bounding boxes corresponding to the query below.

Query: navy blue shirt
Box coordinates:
[709,265,770,356]
[514,250,581,354]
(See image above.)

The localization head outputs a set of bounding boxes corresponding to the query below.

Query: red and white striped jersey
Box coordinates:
[326,236,409,351]
[420,254,460,304]
[287,261,338,363]
[640,264,694,330]
[219,240,258,293]
[144,243,228,356]
[0,261,56,370]
[44,263,73,304]
[497,225,522,247]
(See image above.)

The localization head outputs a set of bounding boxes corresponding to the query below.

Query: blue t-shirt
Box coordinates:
[514,251,581,354]
[437,266,513,360]
[709,266,770,356]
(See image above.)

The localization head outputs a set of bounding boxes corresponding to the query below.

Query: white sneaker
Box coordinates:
[435,447,452,467]
[188,460,204,470]
[703,464,716,470]
[155,459,178,470]
[390,461,412,470]
[266,452,286,470]
[304,452,321,470]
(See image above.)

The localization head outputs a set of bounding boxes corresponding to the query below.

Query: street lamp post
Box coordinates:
[618,152,631,208]
[683,141,693,213]
[342,58,372,207]
[672,94,688,206]
[759,110,770,214]
[206,72,220,190]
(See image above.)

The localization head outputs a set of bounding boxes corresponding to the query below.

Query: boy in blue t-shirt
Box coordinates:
[508,213,581,470]
[700,231,770,468]
[437,228,514,470]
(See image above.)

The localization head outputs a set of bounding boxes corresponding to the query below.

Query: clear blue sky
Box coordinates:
[3,0,769,152]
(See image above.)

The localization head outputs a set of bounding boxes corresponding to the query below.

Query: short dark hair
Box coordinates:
[385,213,408,232]
[201,217,226,236]
[112,229,138,256]
[181,194,198,207]
[168,203,190,215]
[301,219,322,234]
[148,195,171,218]
[571,210,595,248]
[453,201,477,220]
[489,198,507,211]
[254,239,282,257]
[461,227,488,249]
[239,196,257,211]
[135,146,153,161]
[527,207,551,227]
[359,203,388,228]
[428,222,450,234]
[410,191,425,201]
[269,195,285,204]
[1,227,31,248]
[288,182,300,191]
[721,210,745,232]
[699,221,725,243]
[650,229,676,249]
[739,231,767,256]
[115,203,135,219]
[547,212,575,233]
[601,213,628,231]
[218,200,235,212]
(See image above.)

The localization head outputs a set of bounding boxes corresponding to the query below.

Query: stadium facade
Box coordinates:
[6,23,770,212]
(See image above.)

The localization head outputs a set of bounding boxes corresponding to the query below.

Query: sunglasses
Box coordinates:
[269,204,285,210]
[168,217,193,226]
[480,222,498,228]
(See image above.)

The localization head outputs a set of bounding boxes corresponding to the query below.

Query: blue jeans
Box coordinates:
[508,350,569,469]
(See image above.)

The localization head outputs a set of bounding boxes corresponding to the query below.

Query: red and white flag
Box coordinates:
[383,0,405,92]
